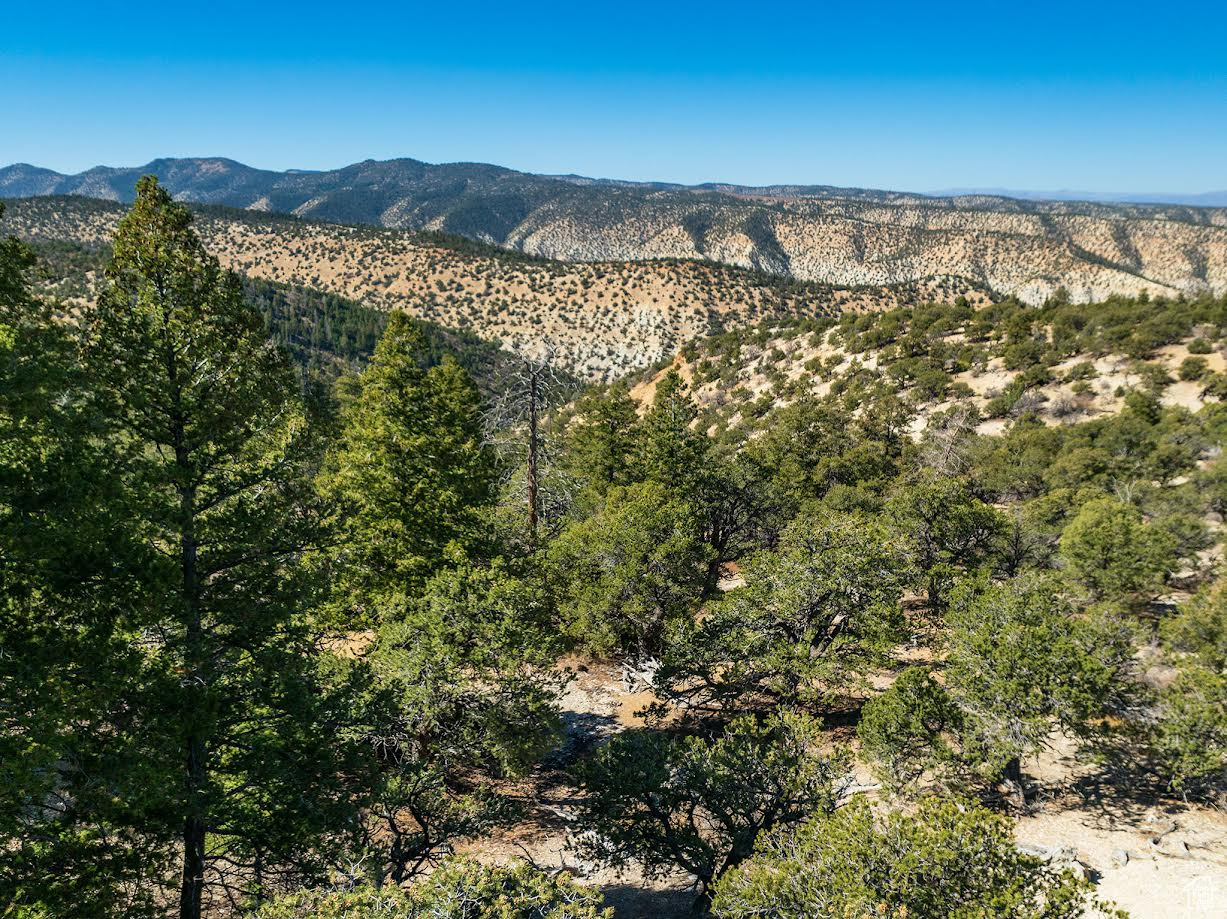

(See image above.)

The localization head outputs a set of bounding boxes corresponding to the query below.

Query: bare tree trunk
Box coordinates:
[1001,755,1026,810]
[527,368,540,548]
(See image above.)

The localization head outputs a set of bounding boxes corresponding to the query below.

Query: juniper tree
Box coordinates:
[713,796,1111,919]
[654,508,910,714]
[859,574,1134,801]
[576,712,847,910]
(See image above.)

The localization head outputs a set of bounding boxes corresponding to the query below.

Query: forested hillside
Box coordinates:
[2,195,982,378]
[3,157,1227,308]
[24,232,518,394]
[3,183,1226,919]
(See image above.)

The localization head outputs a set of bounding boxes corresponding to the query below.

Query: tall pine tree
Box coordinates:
[82,178,365,918]
[320,312,494,624]
[0,206,164,915]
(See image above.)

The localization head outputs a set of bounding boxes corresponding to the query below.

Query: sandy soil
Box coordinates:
[1019,737,1227,918]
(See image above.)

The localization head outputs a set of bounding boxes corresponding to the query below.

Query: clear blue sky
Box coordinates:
[4,0,1226,193]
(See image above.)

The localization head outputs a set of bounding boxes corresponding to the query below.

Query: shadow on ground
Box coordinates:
[601,882,696,919]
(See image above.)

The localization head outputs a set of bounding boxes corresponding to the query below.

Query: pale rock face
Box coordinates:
[4,158,1225,314]
[1,197,990,380]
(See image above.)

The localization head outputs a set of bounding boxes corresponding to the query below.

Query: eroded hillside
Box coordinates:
[1,196,986,378]
[4,157,1226,306]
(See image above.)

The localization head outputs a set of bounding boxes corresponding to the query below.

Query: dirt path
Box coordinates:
[458,660,695,918]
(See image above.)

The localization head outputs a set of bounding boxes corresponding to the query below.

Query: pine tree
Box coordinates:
[81,178,363,918]
[561,382,641,498]
[636,370,707,490]
[320,312,494,624]
[0,208,163,915]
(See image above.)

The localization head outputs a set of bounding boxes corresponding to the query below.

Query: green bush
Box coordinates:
[1179,356,1210,381]
[576,711,846,904]
[258,859,611,918]
[713,796,1115,918]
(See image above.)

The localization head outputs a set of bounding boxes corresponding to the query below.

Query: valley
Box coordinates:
[4,157,1226,311]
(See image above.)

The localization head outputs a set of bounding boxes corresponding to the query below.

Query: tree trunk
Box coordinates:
[701,557,723,601]
[175,404,207,919]
[178,498,207,919]
[526,369,540,547]
[1001,755,1026,810]
[179,809,206,919]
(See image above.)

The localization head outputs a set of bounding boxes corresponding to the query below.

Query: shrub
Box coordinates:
[1059,498,1176,604]
[1179,356,1209,381]
[258,858,611,918]
[712,796,1117,918]
[575,711,847,905]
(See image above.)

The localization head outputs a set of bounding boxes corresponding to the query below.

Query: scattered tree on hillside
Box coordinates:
[257,858,611,919]
[1059,496,1176,606]
[576,711,847,910]
[859,574,1134,801]
[358,562,564,885]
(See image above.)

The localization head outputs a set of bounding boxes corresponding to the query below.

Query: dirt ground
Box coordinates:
[458,660,697,917]
[1019,737,1227,918]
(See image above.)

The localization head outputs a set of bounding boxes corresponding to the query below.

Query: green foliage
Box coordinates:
[745,393,904,514]
[886,478,1007,610]
[1178,355,1209,381]
[1147,584,1227,793]
[320,313,496,623]
[655,508,909,712]
[62,177,370,915]
[548,481,708,657]
[636,370,708,492]
[860,575,1134,791]
[258,858,610,918]
[558,382,641,501]
[712,796,1115,918]
[359,563,563,883]
[1059,497,1176,604]
[576,711,847,900]
[857,667,962,789]
[0,207,169,915]
[944,575,1133,781]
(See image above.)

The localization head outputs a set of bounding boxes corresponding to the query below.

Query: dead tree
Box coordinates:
[485,348,577,547]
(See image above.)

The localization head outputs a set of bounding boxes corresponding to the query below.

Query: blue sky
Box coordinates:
[4,0,1226,193]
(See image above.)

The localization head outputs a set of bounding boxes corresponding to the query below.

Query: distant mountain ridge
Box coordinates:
[930,187,1227,208]
[7,195,984,379]
[3,156,1227,305]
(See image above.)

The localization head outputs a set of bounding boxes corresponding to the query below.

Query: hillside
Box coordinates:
[4,157,1226,306]
[626,290,1227,445]
[0,195,986,379]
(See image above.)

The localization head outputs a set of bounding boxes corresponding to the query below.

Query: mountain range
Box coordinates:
[5,195,986,379]
[3,157,1226,307]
